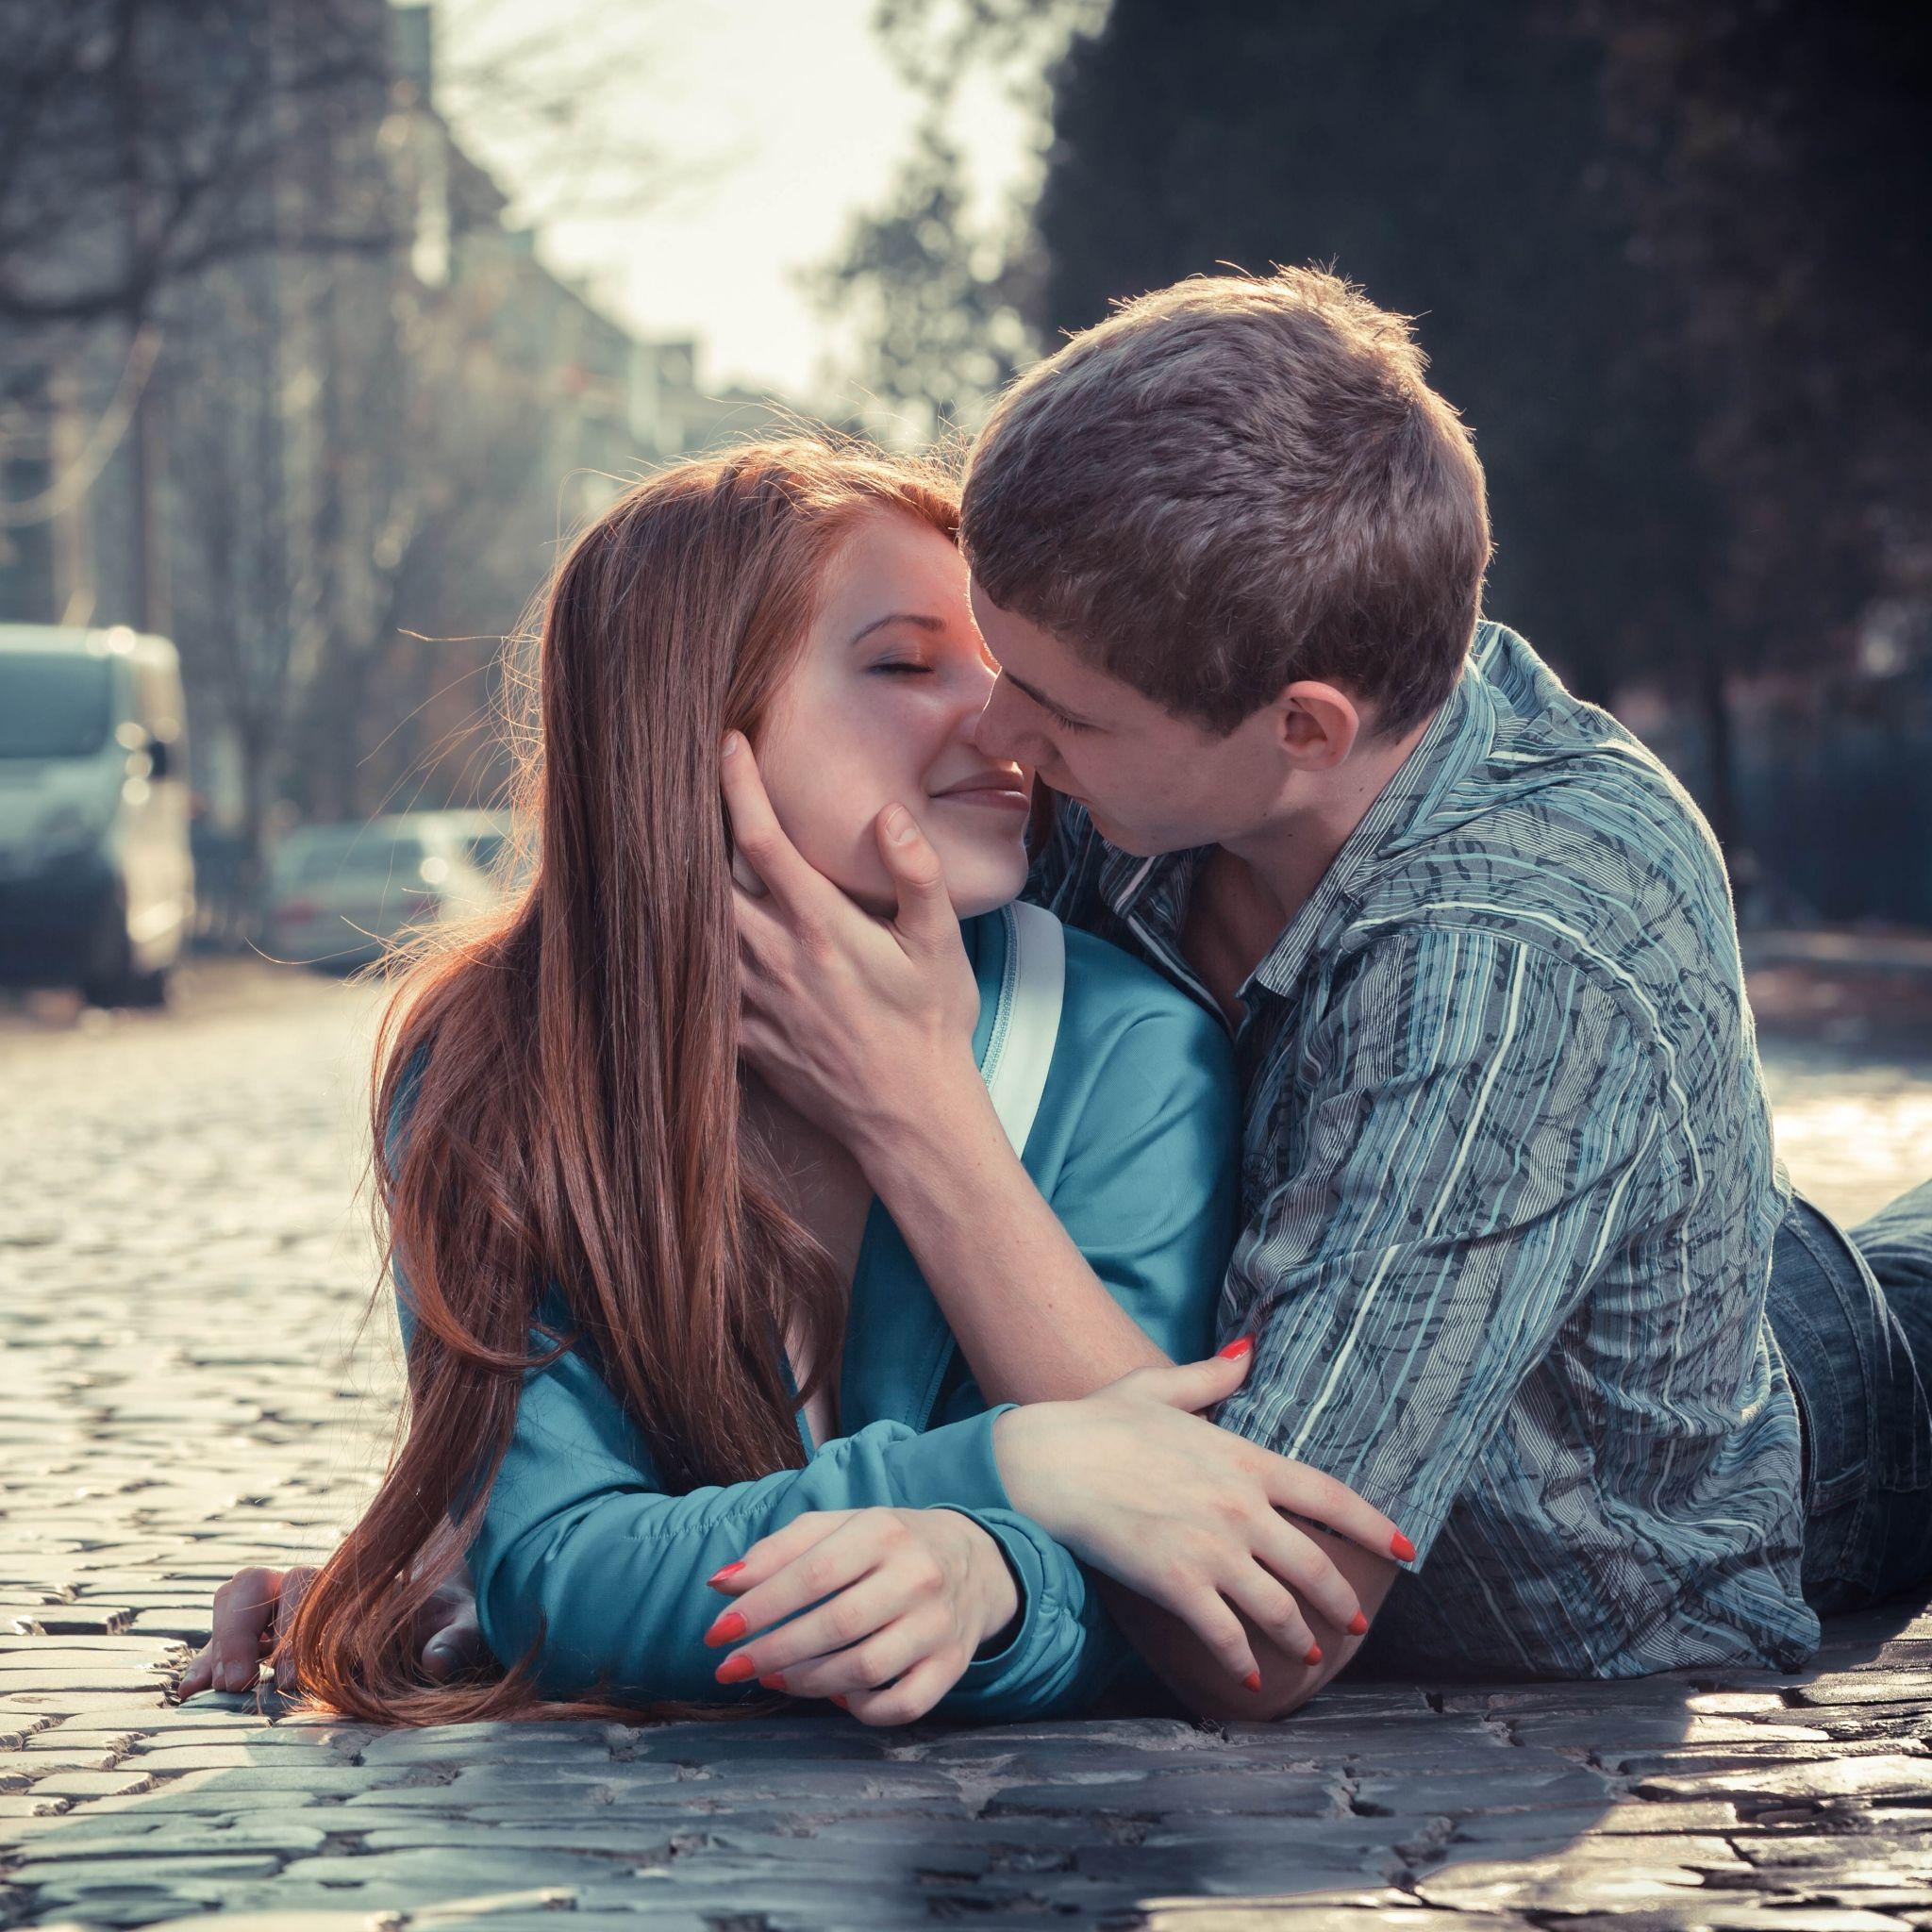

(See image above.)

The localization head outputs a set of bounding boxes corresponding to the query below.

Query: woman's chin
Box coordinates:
[814,841,1025,924]
[948,881,1029,921]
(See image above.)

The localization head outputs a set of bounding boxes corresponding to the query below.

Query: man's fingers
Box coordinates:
[719,733,835,915]
[421,1611,489,1682]
[193,1565,287,1694]
[874,805,958,956]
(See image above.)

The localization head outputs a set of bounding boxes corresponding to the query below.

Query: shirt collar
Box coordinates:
[1100,632,1502,1003]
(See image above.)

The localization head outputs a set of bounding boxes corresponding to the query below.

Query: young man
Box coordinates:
[720,269,1932,1716]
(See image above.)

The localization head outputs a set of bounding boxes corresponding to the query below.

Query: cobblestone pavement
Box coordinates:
[3,964,1931,1931]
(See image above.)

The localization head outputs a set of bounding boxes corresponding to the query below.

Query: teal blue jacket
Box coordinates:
[391,907,1237,1721]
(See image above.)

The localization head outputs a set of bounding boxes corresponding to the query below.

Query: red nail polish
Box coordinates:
[1304,1643,1323,1666]
[705,1609,748,1648]
[1216,1335,1254,1359]
[830,1693,850,1709]
[1348,1612,1369,1636]
[715,1653,758,1684]
[758,1673,786,1691]
[708,1561,746,1590]
[1391,1531,1416,1563]
[1242,1670,1262,1692]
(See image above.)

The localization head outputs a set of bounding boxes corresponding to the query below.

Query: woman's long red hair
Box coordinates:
[285,438,961,1724]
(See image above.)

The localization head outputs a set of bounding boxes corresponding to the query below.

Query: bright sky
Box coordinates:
[429,0,1041,406]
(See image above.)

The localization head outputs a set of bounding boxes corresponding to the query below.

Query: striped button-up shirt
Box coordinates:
[1031,622,1818,1679]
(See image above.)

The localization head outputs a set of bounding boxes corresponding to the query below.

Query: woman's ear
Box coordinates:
[1276,681,1363,772]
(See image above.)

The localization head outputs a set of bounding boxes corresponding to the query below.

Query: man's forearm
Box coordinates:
[852,1059,1169,1405]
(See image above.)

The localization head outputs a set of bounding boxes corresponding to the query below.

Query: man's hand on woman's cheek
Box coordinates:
[990,1341,1412,1704]
[722,733,982,1157]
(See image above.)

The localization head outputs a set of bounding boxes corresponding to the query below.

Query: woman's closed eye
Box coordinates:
[870,660,933,678]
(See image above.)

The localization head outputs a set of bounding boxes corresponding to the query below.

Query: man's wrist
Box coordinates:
[844,1048,997,1189]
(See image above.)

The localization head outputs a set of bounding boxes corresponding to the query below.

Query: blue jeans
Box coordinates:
[1769,1180,1932,1614]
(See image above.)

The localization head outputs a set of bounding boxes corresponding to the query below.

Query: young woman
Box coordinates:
[181,439,1401,1727]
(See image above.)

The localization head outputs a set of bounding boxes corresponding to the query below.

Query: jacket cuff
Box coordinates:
[948,1507,1042,1678]
[885,1403,1019,1515]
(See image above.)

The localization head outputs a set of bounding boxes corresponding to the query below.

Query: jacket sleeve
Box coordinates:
[394,1272,1034,1706]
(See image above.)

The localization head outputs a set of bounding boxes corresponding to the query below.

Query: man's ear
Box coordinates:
[1275,680,1363,771]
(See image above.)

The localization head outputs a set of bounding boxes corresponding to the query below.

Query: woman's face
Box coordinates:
[755,510,1031,920]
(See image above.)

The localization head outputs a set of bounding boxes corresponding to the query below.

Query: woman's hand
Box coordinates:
[703,1506,1018,1725]
[176,1559,489,1697]
[991,1340,1413,1690]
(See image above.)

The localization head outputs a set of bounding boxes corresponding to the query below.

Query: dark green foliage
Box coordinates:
[1027,0,1932,851]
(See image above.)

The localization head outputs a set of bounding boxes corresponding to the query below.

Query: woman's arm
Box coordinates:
[392,1283,1114,1719]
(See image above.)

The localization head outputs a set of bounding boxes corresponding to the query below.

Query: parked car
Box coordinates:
[421,808,527,890]
[0,625,195,1007]
[263,814,497,971]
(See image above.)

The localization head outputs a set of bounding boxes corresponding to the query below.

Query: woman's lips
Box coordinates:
[931,784,1031,811]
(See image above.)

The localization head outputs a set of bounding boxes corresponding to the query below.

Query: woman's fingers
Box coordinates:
[716,1565,908,1683]
[1247,1514,1366,1636]
[707,1510,858,1620]
[842,1649,958,1726]
[1259,1453,1412,1567]
[1126,1552,1264,1691]
[1218,1551,1324,1668]
[1113,1337,1256,1416]
[762,1607,937,1702]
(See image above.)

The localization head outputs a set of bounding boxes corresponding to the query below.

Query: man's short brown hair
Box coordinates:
[960,267,1491,735]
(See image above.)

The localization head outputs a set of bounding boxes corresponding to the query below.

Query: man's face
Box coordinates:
[968,581,1290,857]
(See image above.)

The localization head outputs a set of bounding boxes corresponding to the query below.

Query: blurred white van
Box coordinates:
[0,625,195,1006]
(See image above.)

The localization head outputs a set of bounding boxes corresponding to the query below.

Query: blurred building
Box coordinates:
[0,0,801,905]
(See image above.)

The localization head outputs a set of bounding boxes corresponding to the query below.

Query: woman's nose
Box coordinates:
[971,675,1033,764]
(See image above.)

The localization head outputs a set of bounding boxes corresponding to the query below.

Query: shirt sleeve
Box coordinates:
[1210,924,1660,1567]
